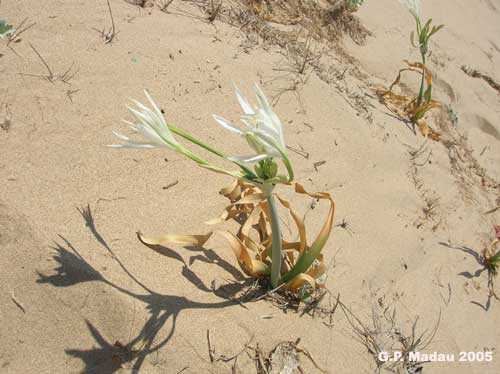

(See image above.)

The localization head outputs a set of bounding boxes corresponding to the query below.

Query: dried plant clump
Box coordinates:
[207,333,328,373]
[251,0,370,44]
[342,302,440,374]
[190,0,371,45]
[140,179,335,300]
[377,61,441,141]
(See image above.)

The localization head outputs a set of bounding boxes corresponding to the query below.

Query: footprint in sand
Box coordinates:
[468,114,500,142]
[433,75,458,103]
[0,202,31,246]
[484,0,499,12]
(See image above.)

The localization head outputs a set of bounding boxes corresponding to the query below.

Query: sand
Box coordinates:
[1,0,500,373]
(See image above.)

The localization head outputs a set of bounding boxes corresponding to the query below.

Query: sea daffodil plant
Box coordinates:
[484,225,500,274]
[402,0,444,107]
[482,225,500,301]
[111,85,335,296]
[377,0,444,140]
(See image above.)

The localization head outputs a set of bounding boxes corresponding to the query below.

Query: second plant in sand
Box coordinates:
[110,85,335,298]
[378,0,444,140]
[482,225,500,301]
[484,226,500,274]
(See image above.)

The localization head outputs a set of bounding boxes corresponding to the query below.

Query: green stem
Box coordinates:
[169,124,225,158]
[417,52,426,105]
[266,186,282,288]
[181,148,211,166]
[168,124,257,179]
[281,154,294,183]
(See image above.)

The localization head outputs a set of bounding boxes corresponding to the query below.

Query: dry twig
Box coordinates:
[93,0,117,44]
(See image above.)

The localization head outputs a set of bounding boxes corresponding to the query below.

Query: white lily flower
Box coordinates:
[110,90,181,150]
[213,84,287,164]
[399,0,420,18]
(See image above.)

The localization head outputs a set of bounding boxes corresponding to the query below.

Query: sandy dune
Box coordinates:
[1,0,500,373]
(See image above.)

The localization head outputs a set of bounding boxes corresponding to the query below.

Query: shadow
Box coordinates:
[37,236,104,287]
[439,241,496,311]
[39,205,254,373]
[65,320,129,374]
[380,109,417,135]
[137,236,246,294]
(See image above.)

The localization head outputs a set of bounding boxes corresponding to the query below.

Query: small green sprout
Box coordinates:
[0,19,15,39]
[377,1,444,140]
[400,0,444,107]
[346,0,365,11]
[445,104,458,126]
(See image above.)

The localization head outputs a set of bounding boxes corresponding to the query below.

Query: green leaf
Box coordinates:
[424,84,432,103]
[422,19,433,34]
[429,24,445,38]
[410,31,417,48]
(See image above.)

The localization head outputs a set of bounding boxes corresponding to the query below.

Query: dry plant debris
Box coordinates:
[461,65,500,95]
[4,17,36,45]
[378,6,444,141]
[376,60,441,141]
[407,141,442,230]
[0,103,13,132]
[24,43,78,84]
[244,0,370,44]
[184,0,370,45]
[205,330,328,373]
[341,302,440,374]
[139,179,335,300]
[93,0,117,44]
[482,225,500,301]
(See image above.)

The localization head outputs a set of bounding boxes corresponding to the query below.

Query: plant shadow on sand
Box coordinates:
[439,242,498,311]
[37,205,254,373]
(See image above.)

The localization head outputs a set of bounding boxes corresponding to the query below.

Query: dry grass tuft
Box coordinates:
[341,302,440,373]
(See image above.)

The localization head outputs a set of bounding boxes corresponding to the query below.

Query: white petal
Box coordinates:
[252,84,285,147]
[212,115,243,135]
[108,143,157,149]
[240,116,256,128]
[254,131,283,157]
[143,89,165,123]
[253,84,273,112]
[228,153,270,163]
[112,131,131,141]
[128,106,169,144]
[399,0,420,17]
[234,84,255,115]
[131,95,180,147]
[255,109,281,138]
[111,130,165,149]
[128,106,156,127]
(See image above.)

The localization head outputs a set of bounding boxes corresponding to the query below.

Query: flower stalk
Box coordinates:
[417,45,426,105]
[265,185,283,288]
[403,1,443,106]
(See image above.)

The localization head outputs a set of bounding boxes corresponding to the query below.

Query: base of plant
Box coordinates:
[214,276,333,315]
[257,281,329,308]
[138,180,335,300]
[376,60,441,141]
